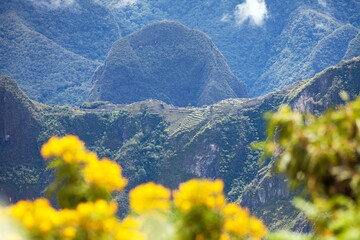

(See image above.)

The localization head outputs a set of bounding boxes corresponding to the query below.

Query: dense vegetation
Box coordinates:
[0,12,98,105]
[2,78,360,240]
[1,0,359,104]
[1,57,359,230]
[0,0,120,61]
[89,21,247,106]
[98,0,360,96]
[1,135,267,240]
[262,95,360,240]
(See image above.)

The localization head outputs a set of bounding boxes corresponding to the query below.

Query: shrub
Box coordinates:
[259,95,360,240]
[2,135,267,240]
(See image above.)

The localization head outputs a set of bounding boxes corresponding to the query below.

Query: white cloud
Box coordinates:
[234,0,268,26]
[317,0,327,8]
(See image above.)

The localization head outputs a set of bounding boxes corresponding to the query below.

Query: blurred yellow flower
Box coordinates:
[77,199,117,219]
[173,179,225,212]
[41,135,86,163]
[115,216,146,240]
[248,216,268,240]
[129,182,171,213]
[76,200,120,238]
[61,226,76,239]
[222,203,267,239]
[10,135,269,240]
[223,203,249,237]
[9,199,60,236]
[83,158,128,192]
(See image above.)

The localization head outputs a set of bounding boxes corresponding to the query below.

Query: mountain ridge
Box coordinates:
[1,57,359,229]
[0,12,99,105]
[1,0,359,105]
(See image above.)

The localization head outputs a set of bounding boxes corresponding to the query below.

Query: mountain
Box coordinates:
[251,7,359,96]
[1,0,359,105]
[89,21,247,106]
[0,0,120,61]
[0,0,122,105]
[1,57,359,228]
[0,12,98,105]
[98,0,360,97]
[240,56,360,230]
[0,76,46,201]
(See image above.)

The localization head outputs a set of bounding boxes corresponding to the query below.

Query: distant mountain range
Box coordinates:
[1,0,359,104]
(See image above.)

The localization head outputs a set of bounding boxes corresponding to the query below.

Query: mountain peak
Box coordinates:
[89,21,247,107]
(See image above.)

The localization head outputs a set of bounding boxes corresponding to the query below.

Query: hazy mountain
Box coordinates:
[89,21,247,106]
[1,57,359,228]
[0,12,98,105]
[100,0,360,96]
[1,0,359,105]
[0,0,120,60]
[252,7,359,96]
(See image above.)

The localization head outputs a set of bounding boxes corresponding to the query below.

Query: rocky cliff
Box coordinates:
[0,76,46,203]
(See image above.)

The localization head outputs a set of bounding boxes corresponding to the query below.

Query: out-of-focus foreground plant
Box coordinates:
[1,135,267,240]
[259,95,360,240]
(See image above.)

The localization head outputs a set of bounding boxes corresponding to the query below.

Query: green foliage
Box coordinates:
[46,157,111,209]
[1,0,359,106]
[175,206,223,240]
[0,165,42,185]
[1,57,360,230]
[294,197,360,239]
[1,0,119,61]
[261,96,360,199]
[259,96,360,239]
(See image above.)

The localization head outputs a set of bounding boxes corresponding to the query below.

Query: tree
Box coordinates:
[259,94,360,240]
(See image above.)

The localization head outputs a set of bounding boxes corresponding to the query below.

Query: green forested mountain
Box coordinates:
[0,0,120,61]
[1,57,359,228]
[252,7,360,96]
[0,0,119,104]
[97,0,360,96]
[0,12,98,105]
[89,21,247,106]
[1,0,359,104]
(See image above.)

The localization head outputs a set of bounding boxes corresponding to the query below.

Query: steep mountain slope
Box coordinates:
[0,12,98,105]
[1,58,359,226]
[0,76,46,202]
[240,57,360,230]
[0,0,120,60]
[99,0,359,96]
[1,0,358,106]
[252,7,359,96]
[89,21,247,106]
